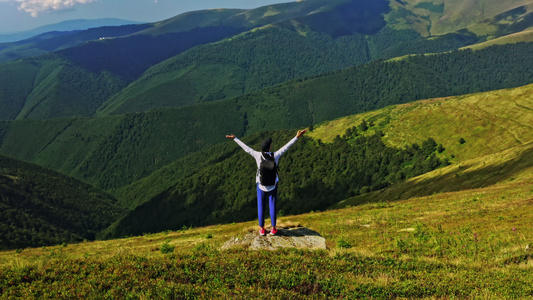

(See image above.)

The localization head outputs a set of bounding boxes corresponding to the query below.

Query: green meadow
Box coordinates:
[1,168,532,298]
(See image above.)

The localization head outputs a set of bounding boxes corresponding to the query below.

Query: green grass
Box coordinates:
[463,29,533,50]
[1,169,532,298]
[309,83,533,163]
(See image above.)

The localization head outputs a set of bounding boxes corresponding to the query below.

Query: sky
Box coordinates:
[0,0,297,34]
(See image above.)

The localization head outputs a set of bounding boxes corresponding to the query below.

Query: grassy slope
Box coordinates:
[465,2,533,38]
[0,168,532,297]
[308,83,533,205]
[309,83,533,161]
[462,29,533,50]
[398,0,533,36]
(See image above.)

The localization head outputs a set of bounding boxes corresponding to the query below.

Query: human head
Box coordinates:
[261,138,272,152]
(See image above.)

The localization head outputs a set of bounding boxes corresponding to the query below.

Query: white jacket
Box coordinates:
[234,136,299,192]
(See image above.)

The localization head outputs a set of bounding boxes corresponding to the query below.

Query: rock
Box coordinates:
[398,228,416,232]
[221,227,326,251]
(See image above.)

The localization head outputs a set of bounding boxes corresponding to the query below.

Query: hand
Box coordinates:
[226,134,236,139]
[296,129,307,138]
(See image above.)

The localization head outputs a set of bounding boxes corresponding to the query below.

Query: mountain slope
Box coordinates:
[1,169,533,297]
[0,24,151,63]
[2,0,532,120]
[95,26,373,115]
[309,82,533,162]
[0,56,127,120]
[101,128,449,239]
[0,18,141,43]
[0,154,126,250]
[102,81,533,238]
[0,43,532,192]
[0,23,244,120]
[334,141,533,208]
[97,0,533,116]
[388,0,533,37]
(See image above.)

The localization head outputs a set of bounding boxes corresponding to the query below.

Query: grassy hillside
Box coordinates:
[309,83,533,161]
[335,141,533,207]
[463,29,533,50]
[392,0,533,37]
[1,169,532,298]
[465,2,533,39]
[307,82,533,206]
[0,43,532,192]
[0,154,126,251]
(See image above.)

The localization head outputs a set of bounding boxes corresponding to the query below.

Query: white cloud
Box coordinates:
[1,0,97,17]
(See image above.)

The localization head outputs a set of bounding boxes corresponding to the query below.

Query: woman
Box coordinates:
[226,129,306,236]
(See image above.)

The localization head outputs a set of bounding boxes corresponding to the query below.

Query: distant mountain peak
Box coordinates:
[0,18,142,43]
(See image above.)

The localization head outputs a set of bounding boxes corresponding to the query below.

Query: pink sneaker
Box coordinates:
[259,228,266,236]
[270,227,278,236]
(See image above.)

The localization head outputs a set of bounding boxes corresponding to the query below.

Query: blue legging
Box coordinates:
[257,184,277,227]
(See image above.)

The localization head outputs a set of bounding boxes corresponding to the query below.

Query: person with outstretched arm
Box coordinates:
[226,129,307,236]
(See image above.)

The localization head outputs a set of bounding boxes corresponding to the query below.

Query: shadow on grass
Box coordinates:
[337,143,533,207]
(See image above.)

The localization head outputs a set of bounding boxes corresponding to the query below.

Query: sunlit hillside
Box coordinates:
[309,83,533,162]
[1,164,532,298]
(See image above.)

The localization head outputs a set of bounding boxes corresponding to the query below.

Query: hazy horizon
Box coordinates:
[0,0,296,34]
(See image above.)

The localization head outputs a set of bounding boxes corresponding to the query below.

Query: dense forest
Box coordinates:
[0,1,491,121]
[103,125,449,238]
[101,24,483,115]
[0,155,126,250]
[0,43,532,193]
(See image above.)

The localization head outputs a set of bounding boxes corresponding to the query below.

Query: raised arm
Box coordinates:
[274,129,307,159]
[226,134,257,156]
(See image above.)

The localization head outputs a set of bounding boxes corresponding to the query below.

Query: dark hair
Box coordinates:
[261,138,272,152]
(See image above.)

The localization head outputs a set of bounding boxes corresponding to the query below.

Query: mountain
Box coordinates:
[0,18,142,43]
[100,82,533,238]
[0,154,126,250]
[0,42,531,194]
[0,24,152,63]
[1,0,532,121]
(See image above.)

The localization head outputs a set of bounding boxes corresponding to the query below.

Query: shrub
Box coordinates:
[160,241,175,254]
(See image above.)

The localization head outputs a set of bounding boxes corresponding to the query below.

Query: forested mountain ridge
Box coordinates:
[96,0,533,116]
[0,43,531,193]
[0,154,126,250]
[1,0,532,120]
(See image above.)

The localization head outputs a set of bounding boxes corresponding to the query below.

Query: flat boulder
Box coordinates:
[221,227,326,251]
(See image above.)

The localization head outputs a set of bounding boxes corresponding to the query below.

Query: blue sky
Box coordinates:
[0,0,296,33]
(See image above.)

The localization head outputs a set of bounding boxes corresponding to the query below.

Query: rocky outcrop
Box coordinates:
[221,227,326,251]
